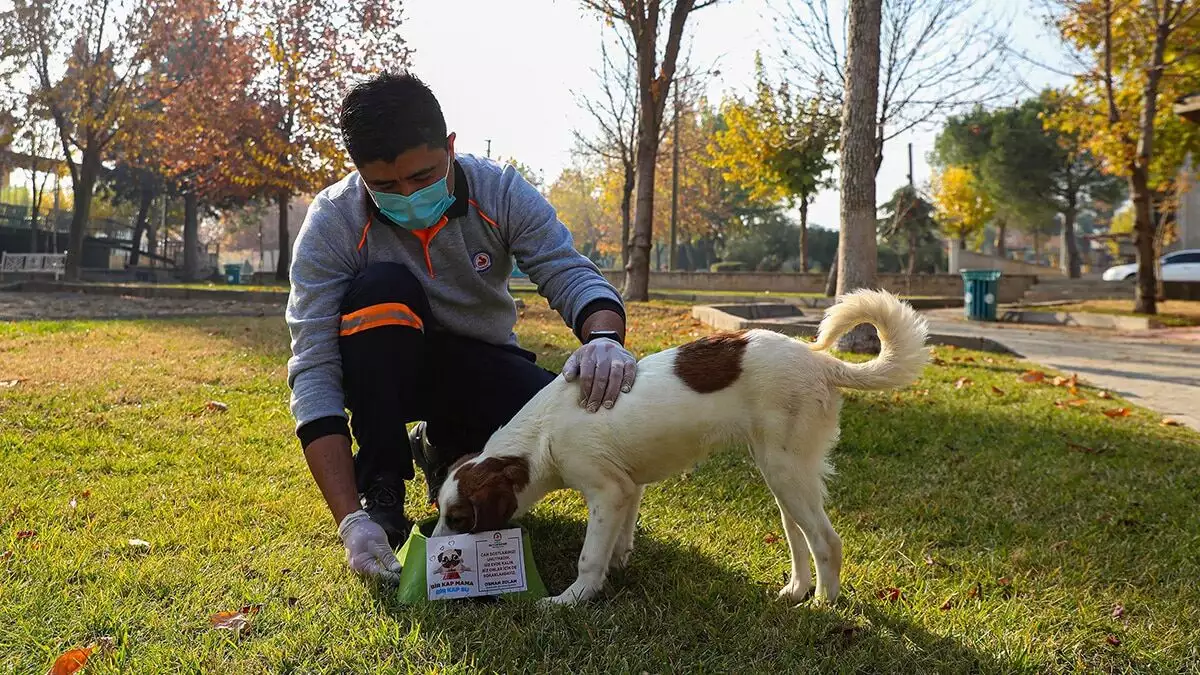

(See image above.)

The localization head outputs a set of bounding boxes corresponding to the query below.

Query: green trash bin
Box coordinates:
[960,269,1002,321]
[223,264,241,285]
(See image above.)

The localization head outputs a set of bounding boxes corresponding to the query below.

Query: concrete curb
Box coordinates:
[692,304,1020,356]
[1000,309,1160,331]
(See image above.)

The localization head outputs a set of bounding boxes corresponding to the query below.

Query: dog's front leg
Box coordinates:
[542,479,637,606]
[609,484,644,572]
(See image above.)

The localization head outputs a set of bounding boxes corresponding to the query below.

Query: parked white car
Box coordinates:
[1102,249,1200,282]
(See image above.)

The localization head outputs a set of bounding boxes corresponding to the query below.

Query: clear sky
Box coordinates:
[402,0,1074,232]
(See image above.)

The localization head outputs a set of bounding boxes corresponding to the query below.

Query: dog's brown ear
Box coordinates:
[500,459,529,487]
[471,484,517,532]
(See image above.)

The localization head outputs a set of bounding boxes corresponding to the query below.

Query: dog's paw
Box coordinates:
[539,593,580,608]
[776,579,814,604]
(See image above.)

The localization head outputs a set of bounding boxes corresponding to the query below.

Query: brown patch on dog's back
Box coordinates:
[451,456,531,532]
[673,331,749,393]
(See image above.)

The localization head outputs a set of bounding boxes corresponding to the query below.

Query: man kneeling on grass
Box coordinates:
[285,71,637,582]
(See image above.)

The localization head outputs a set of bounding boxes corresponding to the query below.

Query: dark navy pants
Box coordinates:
[337,262,556,493]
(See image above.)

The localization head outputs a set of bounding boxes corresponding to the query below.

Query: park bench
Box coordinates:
[0,251,66,281]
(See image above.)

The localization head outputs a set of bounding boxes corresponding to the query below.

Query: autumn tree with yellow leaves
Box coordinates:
[709,55,839,272]
[933,165,993,250]
[1045,0,1200,314]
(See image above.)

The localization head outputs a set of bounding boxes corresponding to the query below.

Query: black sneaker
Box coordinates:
[409,421,453,505]
[359,474,411,549]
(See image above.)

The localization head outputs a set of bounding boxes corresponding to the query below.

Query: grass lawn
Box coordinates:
[1025,300,1200,328]
[2,298,1199,673]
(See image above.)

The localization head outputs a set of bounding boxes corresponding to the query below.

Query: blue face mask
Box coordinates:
[368,159,456,231]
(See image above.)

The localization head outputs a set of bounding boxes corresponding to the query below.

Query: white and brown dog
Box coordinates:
[431,289,930,606]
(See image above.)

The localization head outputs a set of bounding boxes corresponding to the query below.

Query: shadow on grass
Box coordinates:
[365,510,1021,674]
[354,393,1200,673]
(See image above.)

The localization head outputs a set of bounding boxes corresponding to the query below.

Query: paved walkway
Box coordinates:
[924,309,1200,432]
[0,290,284,321]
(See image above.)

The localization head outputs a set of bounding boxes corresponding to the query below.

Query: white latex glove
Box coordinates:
[563,337,637,413]
[337,510,402,583]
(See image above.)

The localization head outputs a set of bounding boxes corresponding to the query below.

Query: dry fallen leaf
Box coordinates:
[48,646,92,675]
[991,386,1005,396]
[1020,370,1046,383]
[876,587,903,603]
[954,377,973,390]
[1055,399,1089,409]
[997,577,1011,586]
[931,357,946,366]
[764,533,781,544]
[16,530,35,540]
[210,604,262,635]
[0,550,11,562]
[1103,408,1131,418]
[1112,603,1125,619]
[1098,391,1113,400]
[205,401,229,412]
[967,582,982,599]
[1106,635,1121,647]
[128,538,151,550]
[1161,418,1182,427]
[939,596,955,611]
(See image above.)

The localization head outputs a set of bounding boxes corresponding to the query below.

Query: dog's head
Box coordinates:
[431,455,530,537]
[437,549,463,569]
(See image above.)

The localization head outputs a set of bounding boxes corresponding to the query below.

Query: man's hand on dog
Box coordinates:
[338,509,402,583]
[563,337,637,412]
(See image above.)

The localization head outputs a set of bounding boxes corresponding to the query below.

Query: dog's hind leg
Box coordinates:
[755,452,843,605]
[542,475,639,607]
[609,485,644,572]
[769,495,814,604]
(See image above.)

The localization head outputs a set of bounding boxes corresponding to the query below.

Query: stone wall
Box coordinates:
[949,248,1064,277]
[598,270,1037,304]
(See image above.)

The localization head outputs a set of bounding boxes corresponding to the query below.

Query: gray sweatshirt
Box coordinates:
[285,153,624,439]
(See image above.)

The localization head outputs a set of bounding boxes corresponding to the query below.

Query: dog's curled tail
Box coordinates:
[808,288,931,391]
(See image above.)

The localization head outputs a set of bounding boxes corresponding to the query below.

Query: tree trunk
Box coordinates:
[834,0,882,352]
[1061,205,1081,279]
[625,102,661,301]
[1130,167,1157,314]
[907,228,918,275]
[65,152,102,281]
[29,177,43,254]
[799,198,809,272]
[276,190,291,282]
[183,189,200,281]
[995,217,1007,258]
[824,258,838,297]
[129,186,154,268]
[620,160,634,270]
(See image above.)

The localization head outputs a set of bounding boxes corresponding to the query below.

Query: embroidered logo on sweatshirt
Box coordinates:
[472,252,492,272]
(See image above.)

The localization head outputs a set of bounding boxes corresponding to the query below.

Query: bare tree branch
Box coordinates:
[775,0,1018,165]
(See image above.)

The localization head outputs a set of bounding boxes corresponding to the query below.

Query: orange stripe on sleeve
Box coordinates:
[339,302,424,337]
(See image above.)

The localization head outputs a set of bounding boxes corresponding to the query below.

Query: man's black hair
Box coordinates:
[339,71,448,166]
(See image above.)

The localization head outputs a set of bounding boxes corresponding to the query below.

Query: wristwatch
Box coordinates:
[585,330,624,347]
